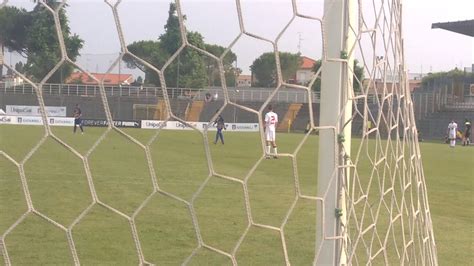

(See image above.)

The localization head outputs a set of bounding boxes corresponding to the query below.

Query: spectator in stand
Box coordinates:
[205,92,212,103]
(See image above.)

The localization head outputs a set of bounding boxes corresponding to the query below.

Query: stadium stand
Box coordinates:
[185,101,205,122]
[277,103,303,132]
[2,82,471,140]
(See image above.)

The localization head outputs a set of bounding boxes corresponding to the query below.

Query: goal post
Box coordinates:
[317,0,438,264]
[316,0,355,264]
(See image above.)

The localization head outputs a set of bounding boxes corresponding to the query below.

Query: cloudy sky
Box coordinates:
[5,0,474,78]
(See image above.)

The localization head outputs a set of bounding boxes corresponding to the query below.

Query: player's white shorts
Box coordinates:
[449,132,456,139]
[266,130,276,142]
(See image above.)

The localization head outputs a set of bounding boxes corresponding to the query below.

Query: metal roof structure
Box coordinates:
[431,19,474,37]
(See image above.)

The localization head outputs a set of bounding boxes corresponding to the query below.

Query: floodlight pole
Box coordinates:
[317,0,355,265]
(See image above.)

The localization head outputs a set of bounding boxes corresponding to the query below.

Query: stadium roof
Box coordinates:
[431,19,474,37]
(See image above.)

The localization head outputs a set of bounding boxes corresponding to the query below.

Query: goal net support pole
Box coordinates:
[316,0,356,264]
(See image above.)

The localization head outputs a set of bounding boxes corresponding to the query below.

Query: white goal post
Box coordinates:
[317,0,438,265]
[316,0,355,264]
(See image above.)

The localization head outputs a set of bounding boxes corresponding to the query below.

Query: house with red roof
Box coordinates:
[251,55,318,87]
[66,72,134,85]
[292,56,317,85]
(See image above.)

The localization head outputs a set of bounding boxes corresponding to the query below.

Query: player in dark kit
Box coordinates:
[213,111,225,144]
[73,104,84,134]
[462,118,471,146]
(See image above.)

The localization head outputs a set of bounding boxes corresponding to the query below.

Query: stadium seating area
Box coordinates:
[2,89,471,140]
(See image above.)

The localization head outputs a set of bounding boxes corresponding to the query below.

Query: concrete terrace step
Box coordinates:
[278,103,303,132]
[186,101,205,122]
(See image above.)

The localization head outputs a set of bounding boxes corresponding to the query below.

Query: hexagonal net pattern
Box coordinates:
[0,0,437,265]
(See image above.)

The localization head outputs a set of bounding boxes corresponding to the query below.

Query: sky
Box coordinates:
[4,0,474,78]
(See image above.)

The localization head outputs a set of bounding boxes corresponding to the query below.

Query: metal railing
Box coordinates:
[1,82,392,105]
[194,88,321,103]
[0,82,165,98]
[412,87,474,120]
[1,82,323,103]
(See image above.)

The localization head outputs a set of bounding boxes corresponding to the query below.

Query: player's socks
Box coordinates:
[273,147,278,155]
[266,145,271,157]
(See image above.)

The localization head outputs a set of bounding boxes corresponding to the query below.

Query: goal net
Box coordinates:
[0,0,437,265]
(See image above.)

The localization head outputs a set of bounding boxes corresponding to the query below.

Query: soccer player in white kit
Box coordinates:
[447,120,458,148]
[264,105,278,158]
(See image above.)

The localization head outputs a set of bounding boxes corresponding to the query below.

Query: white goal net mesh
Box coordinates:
[0,0,437,265]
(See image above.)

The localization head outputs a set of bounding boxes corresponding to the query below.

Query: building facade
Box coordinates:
[294,56,317,85]
[237,74,251,87]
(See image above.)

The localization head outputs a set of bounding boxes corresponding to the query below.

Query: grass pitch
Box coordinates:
[0,125,472,265]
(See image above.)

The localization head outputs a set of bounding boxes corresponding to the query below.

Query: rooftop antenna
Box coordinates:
[297,32,304,54]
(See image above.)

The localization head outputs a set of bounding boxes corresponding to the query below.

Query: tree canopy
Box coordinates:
[123,3,238,88]
[204,44,238,86]
[422,68,474,88]
[250,52,301,87]
[0,6,28,77]
[0,1,83,82]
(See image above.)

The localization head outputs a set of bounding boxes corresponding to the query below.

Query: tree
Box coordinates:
[0,6,28,77]
[136,76,143,84]
[0,1,83,82]
[204,44,238,86]
[158,4,208,88]
[163,31,208,88]
[130,76,143,87]
[124,3,208,88]
[26,2,83,83]
[124,40,166,86]
[422,68,474,87]
[250,52,301,87]
[15,62,25,73]
[123,2,238,89]
[311,59,364,92]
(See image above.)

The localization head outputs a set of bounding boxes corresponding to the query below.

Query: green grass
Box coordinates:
[0,125,472,265]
